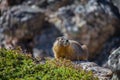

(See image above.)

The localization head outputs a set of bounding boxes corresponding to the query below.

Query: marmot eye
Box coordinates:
[66,40,68,42]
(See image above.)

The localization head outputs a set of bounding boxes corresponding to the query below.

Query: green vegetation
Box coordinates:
[0,49,98,80]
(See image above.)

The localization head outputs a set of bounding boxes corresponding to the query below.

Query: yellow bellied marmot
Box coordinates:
[52,37,89,61]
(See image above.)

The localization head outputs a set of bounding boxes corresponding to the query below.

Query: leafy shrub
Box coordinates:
[0,49,98,80]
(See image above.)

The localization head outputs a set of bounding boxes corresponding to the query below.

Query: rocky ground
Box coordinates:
[0,0,120,80]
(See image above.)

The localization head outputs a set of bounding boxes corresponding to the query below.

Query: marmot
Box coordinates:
[52,37,89,61]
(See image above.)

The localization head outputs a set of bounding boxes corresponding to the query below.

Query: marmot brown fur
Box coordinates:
[52,37,88,61]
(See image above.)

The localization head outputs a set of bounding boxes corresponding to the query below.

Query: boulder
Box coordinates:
[0,5,45,51]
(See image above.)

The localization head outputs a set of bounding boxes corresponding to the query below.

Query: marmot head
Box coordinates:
[56,37,70,47]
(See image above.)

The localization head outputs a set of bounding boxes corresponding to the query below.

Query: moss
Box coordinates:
[0,48,98,80]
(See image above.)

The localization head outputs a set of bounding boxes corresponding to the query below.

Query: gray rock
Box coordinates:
[0,5,44,38]
[73,61,112,80]
[0,5,45,51]
[108,47,120,80]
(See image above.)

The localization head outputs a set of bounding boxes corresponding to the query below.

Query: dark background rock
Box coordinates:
[97,0,120,19]
[110,0,120,16]
[7,0,25,6]
[33,22,62,57]
[95,35,120,66]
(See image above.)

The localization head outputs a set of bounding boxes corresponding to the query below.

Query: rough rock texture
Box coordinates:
[23,0,73,11]
[47,0,117,59]
[0,0,8,13]
[0,5,45,52]
[73,61,112,80]
[1,5,44,38]
[107,47,120,80]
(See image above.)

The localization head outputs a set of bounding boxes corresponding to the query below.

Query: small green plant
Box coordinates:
[0,48,98,80]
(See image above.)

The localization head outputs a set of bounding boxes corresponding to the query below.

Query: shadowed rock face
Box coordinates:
[95,36,120,66]
[111,0,120,14]
[6,0,25,6]
[33,24,62,57]
[97,0,120,19]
